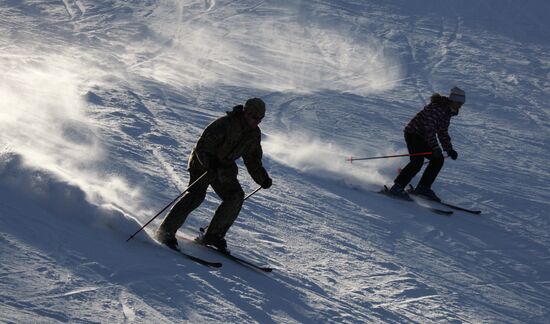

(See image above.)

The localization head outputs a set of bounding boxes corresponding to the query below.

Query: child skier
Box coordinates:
[388,87,465,201]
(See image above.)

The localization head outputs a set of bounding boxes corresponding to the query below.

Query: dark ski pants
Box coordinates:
[158,169,245,239]
[394,132,444,189]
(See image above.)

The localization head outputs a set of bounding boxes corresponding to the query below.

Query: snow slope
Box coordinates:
[1,0,549,322]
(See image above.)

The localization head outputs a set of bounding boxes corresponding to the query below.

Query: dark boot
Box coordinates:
[413,185,441,202]
[156,169,209,248]
[388,183,413,201]
[155,228,179,250]
[197,233,229,253]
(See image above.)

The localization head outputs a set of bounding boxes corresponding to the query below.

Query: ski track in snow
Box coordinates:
[1,0,550,323]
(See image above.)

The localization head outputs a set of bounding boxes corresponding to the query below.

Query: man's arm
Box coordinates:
[242,132,269,186]
[194,119,228,169]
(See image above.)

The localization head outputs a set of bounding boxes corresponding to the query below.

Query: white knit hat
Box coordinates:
[449,86,466,104]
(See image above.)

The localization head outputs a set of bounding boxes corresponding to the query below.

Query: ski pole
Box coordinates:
[347,152,432,163]
[244,186,262,201]
[397,155,449,174]
[126,171,209,242]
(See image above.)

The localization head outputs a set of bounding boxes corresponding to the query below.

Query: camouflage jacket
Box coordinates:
[188,105,268,185]
[404,94,454,152]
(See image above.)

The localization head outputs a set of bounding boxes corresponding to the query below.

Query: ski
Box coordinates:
[162,244,222,268]
[178,235,273,272]
[407,185,481,214]
[172,247,223,268]
[379,186,453,215]
[203,246,273,273]
[436,202,481,214]
[171,247,223,268]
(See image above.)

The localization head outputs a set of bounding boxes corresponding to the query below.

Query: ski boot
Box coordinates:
[387,183,413,201]
[412,185,441,202]
[197,233,229,254]
[155,229,179,250]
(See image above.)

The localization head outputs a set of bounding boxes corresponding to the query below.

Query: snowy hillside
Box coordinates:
[1,0,549,322]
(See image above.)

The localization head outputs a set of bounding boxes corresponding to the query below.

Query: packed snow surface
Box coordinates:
[1,0,549,323]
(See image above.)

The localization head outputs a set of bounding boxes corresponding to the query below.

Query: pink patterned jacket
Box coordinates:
[404,94,454,152]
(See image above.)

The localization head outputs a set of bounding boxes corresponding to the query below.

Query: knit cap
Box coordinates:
[449,86,466,104]
[244,98,266,118]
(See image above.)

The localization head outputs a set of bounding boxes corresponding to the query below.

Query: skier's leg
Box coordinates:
[393,133,427,187]
[157,170,210,240]
[204,177,245,241]
[417,154,444,188]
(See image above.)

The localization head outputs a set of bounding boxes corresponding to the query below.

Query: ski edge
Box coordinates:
[407,185,482,214]
[439,202,482,214]
[175,248,223,268]
[379,186,453,215]
[140,236,223,268]
[177,235,273,272]
[207,247,273,273]
[429,207,453,215]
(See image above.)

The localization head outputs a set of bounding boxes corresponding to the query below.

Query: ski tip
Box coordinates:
[432,209,453,215]
[184,253,223,269]
[463,210,482,215]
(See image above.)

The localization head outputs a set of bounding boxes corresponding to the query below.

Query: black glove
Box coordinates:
[448,149,458,160]
[431,147,443,159]
[261,176,272,189]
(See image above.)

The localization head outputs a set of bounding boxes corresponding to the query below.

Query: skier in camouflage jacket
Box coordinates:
[389,87,465,201]
[156,98,272,251]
